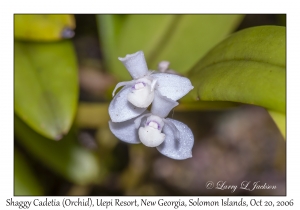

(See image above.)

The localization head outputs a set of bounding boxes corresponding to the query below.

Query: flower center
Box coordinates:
[134,82,145,90]
[127,77,155,108]
[148,121,159,129]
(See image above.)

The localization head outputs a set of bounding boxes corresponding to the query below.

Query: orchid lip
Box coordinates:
[138,126,166,147]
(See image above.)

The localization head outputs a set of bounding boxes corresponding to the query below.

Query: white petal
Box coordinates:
[151,91,178,118]
[112,80,134,96]
[150,79,157,91]
[134,112,151,129]
[118,51,149,79]
[152,73,194,101]
[109,85,146,122]
[163,118,180,140]
[109,119,140,144]
[139,126,165,147]
[156,119,194,160]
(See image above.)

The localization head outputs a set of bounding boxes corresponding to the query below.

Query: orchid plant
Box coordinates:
[14,14,286,195]
[108,51,194,160]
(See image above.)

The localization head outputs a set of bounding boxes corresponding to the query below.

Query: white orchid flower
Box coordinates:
[109,51,194,123]
[109,92,194,160]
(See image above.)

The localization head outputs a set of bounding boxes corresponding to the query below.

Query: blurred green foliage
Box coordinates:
[187,26,286,137]
[97,15,244,80]
[14,15,75,41]
[14,149,44,195]
[14,14,286,196]
[15,41,78,140]
[15,115,102,185]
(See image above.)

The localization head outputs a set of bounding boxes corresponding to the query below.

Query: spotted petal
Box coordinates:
[151,92,178,118]
[109,85,146,122]
[118,51,149,79]
[157,118,194,160]
[109,118,141,144]
[152,73,194,101]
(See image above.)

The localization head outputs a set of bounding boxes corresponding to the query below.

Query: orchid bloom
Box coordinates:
[109,92,194,160]
[109,51,193,123]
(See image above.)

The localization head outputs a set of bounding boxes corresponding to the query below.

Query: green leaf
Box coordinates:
[97,15,177,80]
[96,15,128,80]
[118,15,176,57]
[15,115,102,185]
[14,149,44,195]
[14,41,78,140]
[187,26,286,113]
[98,15,243,80]
[268,110,286,139]
[116,15,177,79]
[14,14,75,41]
[149,15,244,74]
[176,101,239,111]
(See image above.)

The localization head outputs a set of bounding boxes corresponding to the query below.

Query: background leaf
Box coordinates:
[116,15,177,80]
[96,15,127,80]
[268,110,286,138]
[97,15,175,81]
[14,149,44,195]
[148,15,244,74]
[14,14,75,41]
[96,15,244,80]
[187,26,286,113]
[15,115,102,185]
[14,41,78,140]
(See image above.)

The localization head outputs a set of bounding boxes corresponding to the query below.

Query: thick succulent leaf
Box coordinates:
[14,14,75,41]
[149,15,244,74]
[14,115,101,185]
[157,119,194,160]
[152,73,194,101]
[14,41,78,140]
[187,26,286,113]
[109,85,146,122]
[269,110,285,139]
[109,118,141,144]
[118,51,149,79]
[14,149,43,195]
[151,92,178,118]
